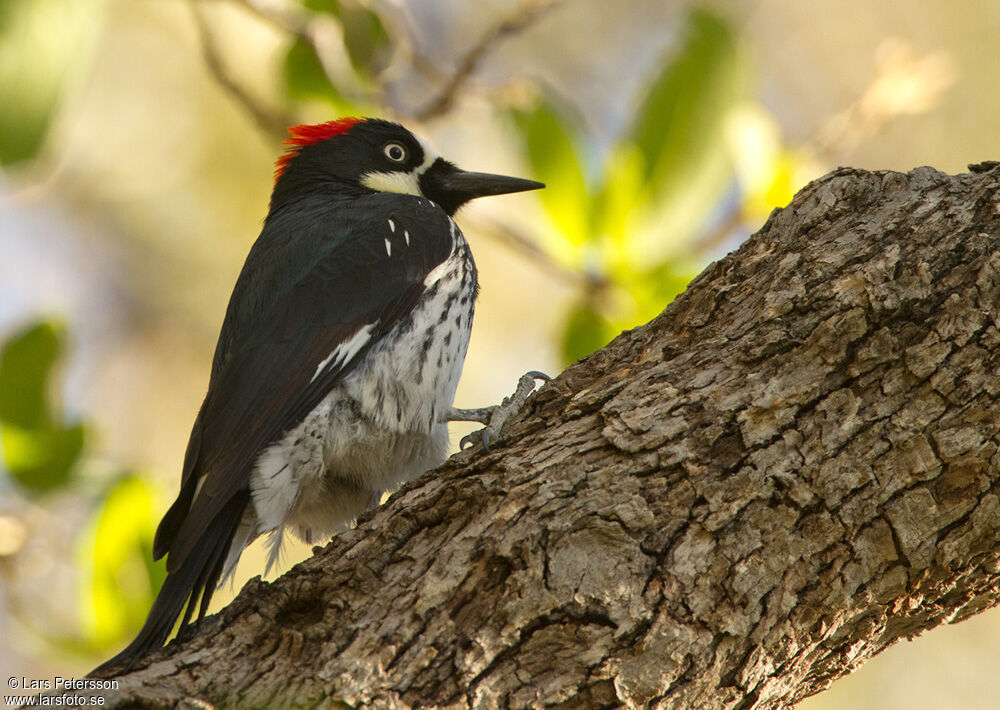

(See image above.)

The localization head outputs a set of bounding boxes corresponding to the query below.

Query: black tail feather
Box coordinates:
[179,497,238,630]
[91,490,248,676]
[198,522,235,619]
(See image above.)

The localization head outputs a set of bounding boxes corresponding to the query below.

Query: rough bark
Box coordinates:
[63,165,1000,709]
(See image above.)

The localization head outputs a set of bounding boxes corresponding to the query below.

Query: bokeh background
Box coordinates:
[0,0,997,706]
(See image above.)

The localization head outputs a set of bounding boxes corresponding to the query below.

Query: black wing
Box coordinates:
[97,195,455,672]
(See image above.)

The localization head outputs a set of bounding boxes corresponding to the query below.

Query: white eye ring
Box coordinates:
[384,142,407,162]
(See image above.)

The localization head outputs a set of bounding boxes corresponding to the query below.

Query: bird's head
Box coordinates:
[271,117,544,215]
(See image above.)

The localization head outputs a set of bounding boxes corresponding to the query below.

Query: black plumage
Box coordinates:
[94,118,542,673]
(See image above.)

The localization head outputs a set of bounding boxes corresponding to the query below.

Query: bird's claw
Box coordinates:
[460,426,493,452]
[454,370,549,453]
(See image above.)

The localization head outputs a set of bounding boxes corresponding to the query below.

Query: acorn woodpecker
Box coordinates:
[97,118,544,671]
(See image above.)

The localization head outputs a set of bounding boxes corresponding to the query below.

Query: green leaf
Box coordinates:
[634,259,698,322]
[78,475,165,649]
[0,321,62,428]
[339,5,391,78]
[592,143,644,262]
[1,423,84,493]
[612,8,743,269]
[302,0,339,12]
[0,320,85,493]
[300,0,390,78]
[0,0,97,165]
[647,262,695,306]
[511,99,592,251]
[630,8,742,189]
[283,37,349,107]
[561,302,617,365]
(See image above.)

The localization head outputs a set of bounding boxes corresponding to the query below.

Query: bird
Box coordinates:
[95,117,544,672]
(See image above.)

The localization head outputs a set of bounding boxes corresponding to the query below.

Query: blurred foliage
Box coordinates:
[78,475,166,649]
[0,320,84,492]
[272,0,744,373]
[248,1,800,369]
[309,0,391,79]
[511,8,750,365]
[284,36,350,107]
[512,99,592,248]
[282,0,389,113]
[0,320,163,656]
[632,9,740,190]
[0,0,98,165]
[0,0,828,669]
[561,301,618,366]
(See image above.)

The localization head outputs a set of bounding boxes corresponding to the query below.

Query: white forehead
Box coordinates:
[415,135,439,174]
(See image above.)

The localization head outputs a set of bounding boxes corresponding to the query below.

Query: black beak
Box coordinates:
[438,170,545,199]
[420,159,544,215]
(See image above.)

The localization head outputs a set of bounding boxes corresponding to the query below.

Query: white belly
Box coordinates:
[244,238,476,571]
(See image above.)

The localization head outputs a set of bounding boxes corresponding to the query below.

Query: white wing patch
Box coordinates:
[385,238,392,256]
[388,218,396,232]
[310,322,378,383]
[404,229,410,246]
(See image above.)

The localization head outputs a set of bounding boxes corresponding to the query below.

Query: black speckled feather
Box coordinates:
[96,117,541,675]
[100,195,454,672]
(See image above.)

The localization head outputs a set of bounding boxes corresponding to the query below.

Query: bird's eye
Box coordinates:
[384,142,407,163]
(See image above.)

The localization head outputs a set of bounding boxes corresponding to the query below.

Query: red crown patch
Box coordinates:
[274,117,365,179]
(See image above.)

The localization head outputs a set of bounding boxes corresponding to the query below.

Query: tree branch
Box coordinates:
[413,0,565,122]
[57,165,1000,708]
[224,0,311,38]
[190,0,291,141]
[464,213,594,287]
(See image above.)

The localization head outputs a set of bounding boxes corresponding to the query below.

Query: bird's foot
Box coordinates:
[448,371,549,452]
